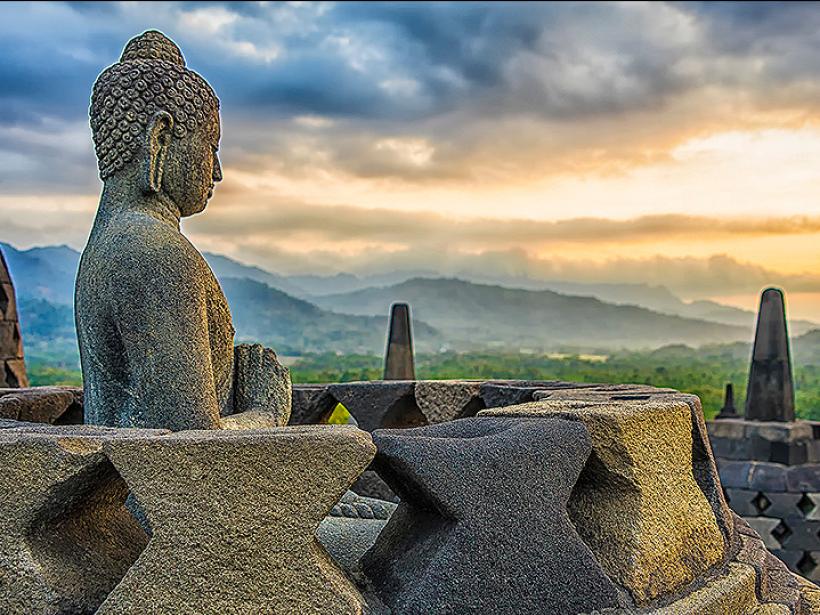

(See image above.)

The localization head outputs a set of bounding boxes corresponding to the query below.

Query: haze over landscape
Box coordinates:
[2,2,820,418]
[2,2,820,320]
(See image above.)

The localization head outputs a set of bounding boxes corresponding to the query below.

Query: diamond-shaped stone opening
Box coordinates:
[26,455,148,611]
[752,492,771,514]
[798,493,816,517]
[797,551,817,576]
[382,394,428,429]
[771,520,793,547]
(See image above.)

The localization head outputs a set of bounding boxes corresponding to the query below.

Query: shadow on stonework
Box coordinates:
[21,448,147,612]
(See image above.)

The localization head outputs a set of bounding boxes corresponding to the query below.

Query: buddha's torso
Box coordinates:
[76,207,235,429]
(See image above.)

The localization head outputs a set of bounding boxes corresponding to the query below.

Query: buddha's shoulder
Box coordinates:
[84,212,208,278]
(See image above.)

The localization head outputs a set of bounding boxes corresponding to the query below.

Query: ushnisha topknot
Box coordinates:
[120,30,186,66]
[89,30,219,180]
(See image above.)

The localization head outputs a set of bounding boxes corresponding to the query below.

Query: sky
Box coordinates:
[2,1,820,319]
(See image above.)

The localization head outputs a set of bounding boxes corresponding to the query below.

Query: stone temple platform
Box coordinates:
[706,287,820,584]
[3,380,815,613]
[708,418,820,582]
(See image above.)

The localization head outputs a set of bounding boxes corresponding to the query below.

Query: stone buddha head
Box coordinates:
[89,30,222,217]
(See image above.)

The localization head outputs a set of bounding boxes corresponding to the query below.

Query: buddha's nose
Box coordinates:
[213,153,223,183]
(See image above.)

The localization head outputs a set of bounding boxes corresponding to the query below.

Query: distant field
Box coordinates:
[27,346,820,421]
[289,350,820,421]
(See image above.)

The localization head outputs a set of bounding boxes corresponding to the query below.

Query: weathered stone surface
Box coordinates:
[532,388,735,550]
[321,493,396,582]
[759,492,805,519]
[0,358,27,388]
[328,381,420,432]
[329,490,397,520]
[678,393,737,552]
[414,380,483,423]
[0,249,27,388]
[734,519,803,607]
[383,303,415,380]
[479,381,549,407]
[290,384,338,424]
[99,426,374,614]
[718,460,790,492]
[483,399,726,605]
[233,343,291,425]
[745,288,795,422]
[350,470,399,503]
[363,417,624,614]
[0,430,154,614]
[710,419,814,443]
[796,574,820,610]
[745,518,784,550]
[0,386,83,424]
[77,31,284,432]
[652,563,759,615]
[220,409,280,430]
[787,464,820,492]
[0,323,22,357]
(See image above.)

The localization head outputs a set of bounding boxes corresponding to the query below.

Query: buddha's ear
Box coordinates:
[143,112,173,194]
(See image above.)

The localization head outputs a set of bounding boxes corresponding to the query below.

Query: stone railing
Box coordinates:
[0,380,817,614]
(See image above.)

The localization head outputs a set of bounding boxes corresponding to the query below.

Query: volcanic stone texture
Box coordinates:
[383,303,415,380]
[97,425,374,615]
[362,417,625,614]
[291,380,730,504]
[232,343,291,425]
[0,427,160,614]
[708,417,820,582]
[0,250,26,388]
[0,386,84,424]
[483,399,727,606]
[745,288,795,422]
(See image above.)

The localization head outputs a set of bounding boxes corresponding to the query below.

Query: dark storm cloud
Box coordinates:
[4,1,820,192]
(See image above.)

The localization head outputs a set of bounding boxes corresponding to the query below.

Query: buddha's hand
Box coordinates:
[233,343,292,426]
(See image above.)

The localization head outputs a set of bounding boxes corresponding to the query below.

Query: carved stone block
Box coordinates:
[362,417,624,614]
[0,429,154,614]
[98,426,375,614]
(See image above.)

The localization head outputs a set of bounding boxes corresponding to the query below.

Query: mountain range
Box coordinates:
[2,241,815,355]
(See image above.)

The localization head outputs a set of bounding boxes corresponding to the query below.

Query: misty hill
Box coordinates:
[3,241,813,352]
[202,253,307,298]
[539,281,817,334]
[15,276,439,356]
[0,243,80,304]
[0,242,309,304]
[292,269,818,334]
[221,277,439,354]
[432,276,817,334]
[313,278,751,350]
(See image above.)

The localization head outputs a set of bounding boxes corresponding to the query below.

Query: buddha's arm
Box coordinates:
[114,248,222,430]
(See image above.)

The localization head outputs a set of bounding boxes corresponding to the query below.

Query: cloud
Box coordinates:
[6,1,820,192]
[189,195,820,247]
[193,236,820,299]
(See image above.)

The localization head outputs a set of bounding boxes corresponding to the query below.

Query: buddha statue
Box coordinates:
[76,31,289,431]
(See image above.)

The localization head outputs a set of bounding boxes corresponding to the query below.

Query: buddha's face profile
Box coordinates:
[89,30,222,217]
[158,109,222,216]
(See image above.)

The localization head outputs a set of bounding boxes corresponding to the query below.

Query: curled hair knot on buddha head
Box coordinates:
[89,30,220,180]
